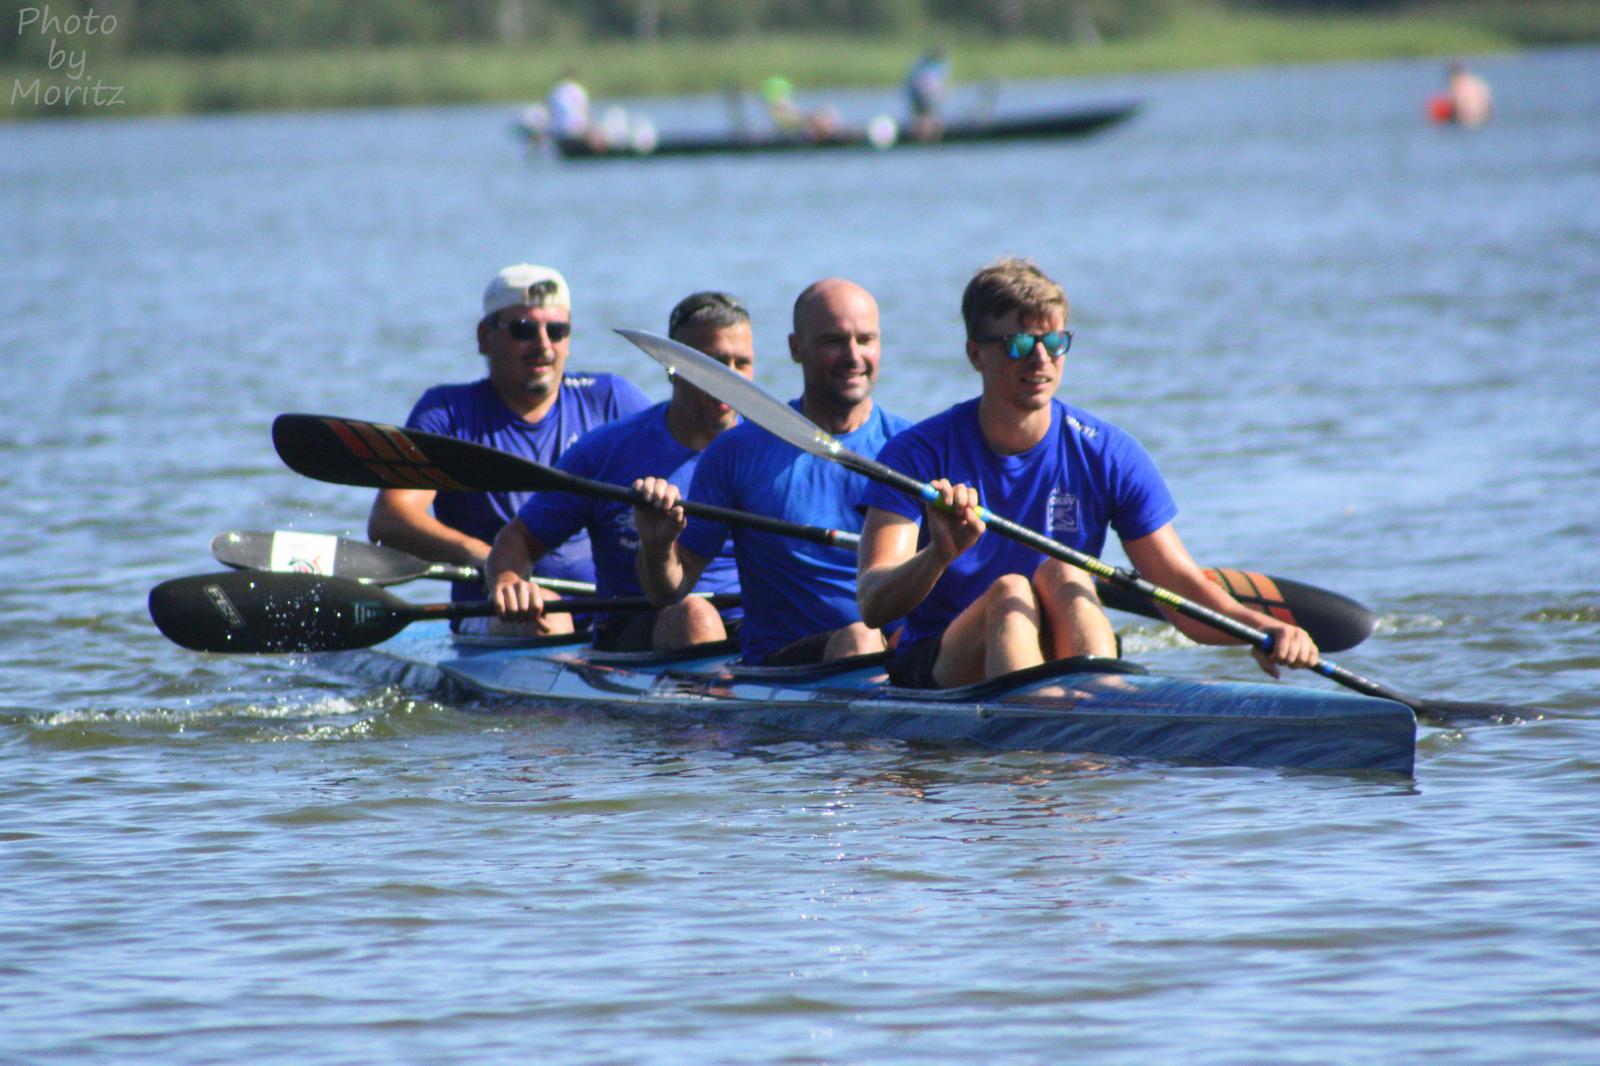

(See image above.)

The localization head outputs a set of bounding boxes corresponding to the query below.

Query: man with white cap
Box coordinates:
[368,264,650,633]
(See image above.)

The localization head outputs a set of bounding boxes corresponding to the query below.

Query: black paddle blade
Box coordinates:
[271,414,560,493]
[1096,569,1378,652]
[1412,699,1542,727]
[149,571,415,653]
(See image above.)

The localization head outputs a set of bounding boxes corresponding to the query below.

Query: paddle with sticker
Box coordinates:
[210,529,596,594]
[617,327,1533,726]
[149,571,739,654]
[270,414,860,551]
[268,415,1379,650]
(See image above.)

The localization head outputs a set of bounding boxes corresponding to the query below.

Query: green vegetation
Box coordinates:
[3,1,1594,120]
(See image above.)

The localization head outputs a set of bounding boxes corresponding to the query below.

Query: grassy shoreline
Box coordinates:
[3,2,1595,121]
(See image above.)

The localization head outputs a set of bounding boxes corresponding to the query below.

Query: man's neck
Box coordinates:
[665,398,722,452]
[801,394,873,436]
[977,395,1053,456]
[491,381,559,424]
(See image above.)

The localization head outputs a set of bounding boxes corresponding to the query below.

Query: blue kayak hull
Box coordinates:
[357,624,1416,775]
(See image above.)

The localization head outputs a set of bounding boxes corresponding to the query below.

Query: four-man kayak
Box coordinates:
[357,622,1417,774]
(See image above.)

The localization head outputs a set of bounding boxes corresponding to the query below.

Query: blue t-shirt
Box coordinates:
[405,373,650,599]
[680,401,912,660]
[858,397,1178,647]
[516,402,741,623]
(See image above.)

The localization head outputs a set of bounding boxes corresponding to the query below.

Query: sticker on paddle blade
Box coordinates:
[270,531,339,575]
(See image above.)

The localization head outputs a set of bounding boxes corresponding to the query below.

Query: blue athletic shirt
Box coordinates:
[404,373,651,601]
[857,397,1178,647]
[680,400,912,660]
[516,401,741,624]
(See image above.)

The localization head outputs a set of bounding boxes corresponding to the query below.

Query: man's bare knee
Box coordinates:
[824,622,886,661]
[986,573,1036,608]
[653,597,727,650]
[1034,558,1098,599]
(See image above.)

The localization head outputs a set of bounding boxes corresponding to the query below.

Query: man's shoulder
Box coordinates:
[559,370,629,394]
[894,397,977,443]
[412,378,490,407]
[1057,401,1137,451]
[559,370,650,411]
[406,378,496,431]
[572,399,666,447]
[874,405,917,436]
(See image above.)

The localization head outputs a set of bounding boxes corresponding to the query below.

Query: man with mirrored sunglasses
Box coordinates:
[368,263,650,634]
[857,257,1319,688]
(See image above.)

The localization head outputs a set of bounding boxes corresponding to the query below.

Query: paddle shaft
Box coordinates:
[272,414,859,552]
[405,592,740,622]
[539,465,860,550]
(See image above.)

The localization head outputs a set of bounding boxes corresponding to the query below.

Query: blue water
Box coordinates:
[3,48,1599,1063]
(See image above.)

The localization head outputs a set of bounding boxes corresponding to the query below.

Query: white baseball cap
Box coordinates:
[482,264,571,317]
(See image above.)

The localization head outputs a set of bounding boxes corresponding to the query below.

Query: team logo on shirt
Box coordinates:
[1046,487,1080,536]
[617,509,640,552]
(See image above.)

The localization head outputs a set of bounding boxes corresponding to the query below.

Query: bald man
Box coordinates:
[634,279,911,665]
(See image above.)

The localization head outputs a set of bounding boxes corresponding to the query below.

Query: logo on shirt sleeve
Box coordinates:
[1046,487,1080,536]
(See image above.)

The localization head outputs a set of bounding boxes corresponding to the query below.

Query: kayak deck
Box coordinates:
[356,623,1416,775]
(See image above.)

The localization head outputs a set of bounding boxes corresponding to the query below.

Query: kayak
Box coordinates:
[358,622,1417,774]
[543,101,1141,160]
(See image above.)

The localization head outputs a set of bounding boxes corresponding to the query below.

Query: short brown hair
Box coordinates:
[961,257,1068,338]
[668,291,749,340]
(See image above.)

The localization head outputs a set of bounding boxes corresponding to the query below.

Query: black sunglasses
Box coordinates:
[978,330,1073,360]
[496,318,571,342]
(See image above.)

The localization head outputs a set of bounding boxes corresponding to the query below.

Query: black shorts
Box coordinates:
[885,634,942,689]
[591,610,659,652]
[753,629,835,667]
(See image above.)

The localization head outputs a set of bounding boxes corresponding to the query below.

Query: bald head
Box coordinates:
[792,278,877,338]
[789,278,881,429]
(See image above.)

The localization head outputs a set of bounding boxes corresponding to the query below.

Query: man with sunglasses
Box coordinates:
[368,263,650,634]
[633,278,912,665]
[485,292,749,651]
[856,257,1319,688]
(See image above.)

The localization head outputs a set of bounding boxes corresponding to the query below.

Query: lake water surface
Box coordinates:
[3,48,1599,1063]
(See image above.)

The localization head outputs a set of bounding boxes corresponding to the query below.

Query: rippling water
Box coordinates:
[4,48,1598,1062]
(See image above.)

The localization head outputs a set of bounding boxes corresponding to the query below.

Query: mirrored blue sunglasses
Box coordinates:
[980,330,1073,360]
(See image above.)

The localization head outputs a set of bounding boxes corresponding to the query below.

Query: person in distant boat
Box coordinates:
[486,293,751,651]
[855,257,1320,689]
[547,68,607,149]
[633,279,911,665]
[761,75,841,139]
[1444,61,1492,127]
[368,264,650,635]
[904,47,950,140]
